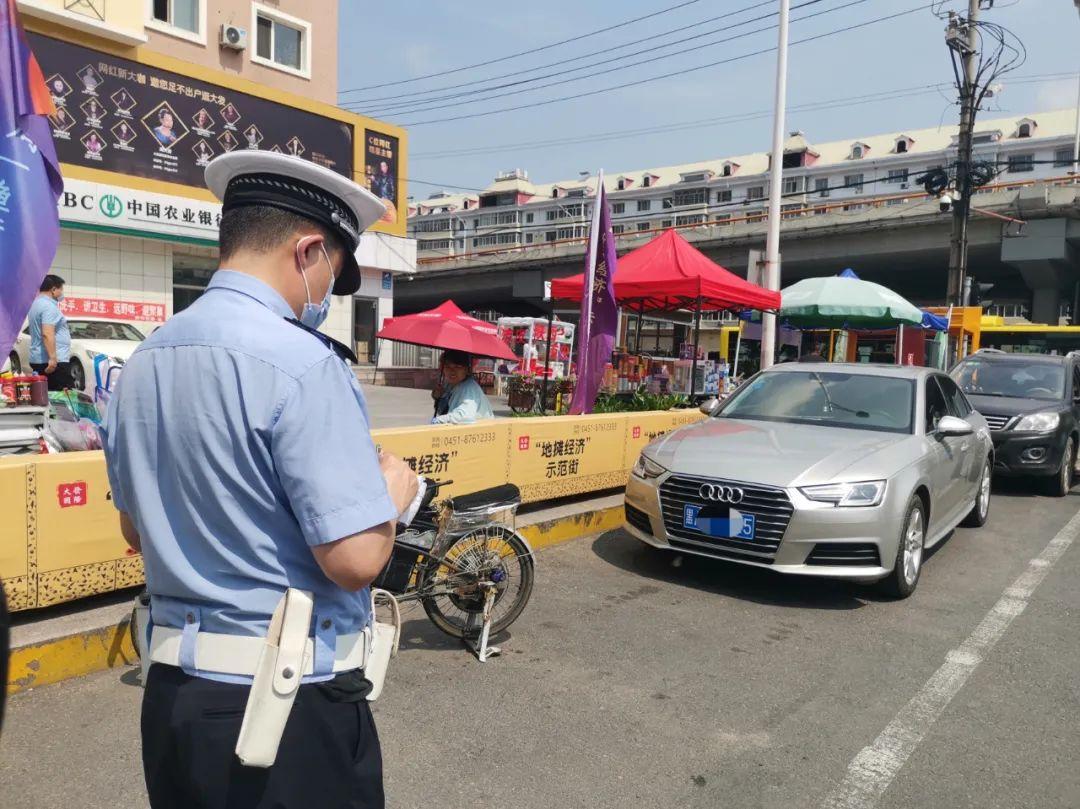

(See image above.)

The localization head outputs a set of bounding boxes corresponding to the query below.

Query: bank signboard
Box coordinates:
[59,177,220,243]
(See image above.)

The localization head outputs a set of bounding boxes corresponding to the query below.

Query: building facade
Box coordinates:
[19,0,413,362]
[408,109,1078,270]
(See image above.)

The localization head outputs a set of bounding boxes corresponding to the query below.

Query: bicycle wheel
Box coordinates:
[419,525,534,639]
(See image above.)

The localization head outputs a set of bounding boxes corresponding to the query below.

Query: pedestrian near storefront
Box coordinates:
[27,274,73,390]
[101,151,418,809]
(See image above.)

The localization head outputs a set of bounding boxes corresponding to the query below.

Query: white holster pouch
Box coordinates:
[365,588,400,702]
[234,588,314,768]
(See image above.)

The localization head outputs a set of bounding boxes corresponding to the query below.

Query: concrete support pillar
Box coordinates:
[1001,219,1078,325]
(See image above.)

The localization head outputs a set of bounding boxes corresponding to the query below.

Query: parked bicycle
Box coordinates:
[377,480,535,660]
[130,480,535,663]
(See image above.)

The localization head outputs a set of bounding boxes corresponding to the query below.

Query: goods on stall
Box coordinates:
[0,374,49,407]
[496,317,575,379]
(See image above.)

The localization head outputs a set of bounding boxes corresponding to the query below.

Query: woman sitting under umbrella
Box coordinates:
[431,350,494,425]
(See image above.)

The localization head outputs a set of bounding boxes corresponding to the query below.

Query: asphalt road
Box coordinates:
[3,477,1079,808]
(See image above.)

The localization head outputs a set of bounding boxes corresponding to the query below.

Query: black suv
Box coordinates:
[951,350,1080,496]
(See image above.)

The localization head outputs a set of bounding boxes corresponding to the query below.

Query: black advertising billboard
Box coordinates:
[364,130,399,226]
[30,32,353,189]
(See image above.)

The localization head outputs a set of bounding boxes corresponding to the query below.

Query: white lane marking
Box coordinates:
[820,508,1080,809]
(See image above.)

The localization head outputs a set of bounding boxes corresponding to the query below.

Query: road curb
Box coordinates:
[5,502,624,696]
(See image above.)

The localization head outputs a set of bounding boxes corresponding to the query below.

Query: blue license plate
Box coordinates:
[683,504,756,540]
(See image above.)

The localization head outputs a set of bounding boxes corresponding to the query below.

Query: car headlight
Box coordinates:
[800,480,886,507]
[632,454,666,480]
[1013,411,1060,433]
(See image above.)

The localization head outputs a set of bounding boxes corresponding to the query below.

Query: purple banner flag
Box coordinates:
[568,173,618,415]
[0,0,63,359]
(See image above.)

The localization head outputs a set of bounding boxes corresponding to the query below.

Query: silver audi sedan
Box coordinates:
[624,364,994,597]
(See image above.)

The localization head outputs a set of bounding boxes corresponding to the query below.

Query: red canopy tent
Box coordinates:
[549,230,780,397]
[549,229,780,313]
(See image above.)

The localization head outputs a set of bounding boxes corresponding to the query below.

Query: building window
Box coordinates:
[662,197,673,209]
[1018,123,1032,138]
[1055,148,1074,168]
[746,186,764,201]
[722,164,733,177]
[545,231,557,242]
[637,222,650,232]
[149,0,202,39]
[612,202,626,214]
[637,199,651,212]
[546,210,557,221]
[617,179,626,190]
[895,139,908,154]
[612,224,625,234]
[715,213,731,225]
[525,233,534,244]
[1007,153,1034,173]
[844,173,864,193]
[851,144,864,159]
[887,168,909,184]
[782,177,799,194]
[525,212,534,223]
[661,219,672,229]
[642,176,652,188]
[672,188,706,206]
[814,178,830,197]
[253,4,310,77]
[717,189,732,203]
[675,214,704,226]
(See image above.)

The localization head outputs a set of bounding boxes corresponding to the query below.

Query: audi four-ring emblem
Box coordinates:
[698,483,745,504]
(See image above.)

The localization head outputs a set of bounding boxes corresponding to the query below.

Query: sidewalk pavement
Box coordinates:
[360,383,510,428]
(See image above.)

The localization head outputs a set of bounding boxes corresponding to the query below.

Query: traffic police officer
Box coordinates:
[102,151,418,809]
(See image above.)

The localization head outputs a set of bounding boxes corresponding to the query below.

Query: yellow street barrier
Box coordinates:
[0,410,704,612]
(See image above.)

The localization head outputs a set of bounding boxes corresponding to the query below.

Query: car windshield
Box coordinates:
[718,370,915,434]
[951,359,1065,401]
[68,321,145,341]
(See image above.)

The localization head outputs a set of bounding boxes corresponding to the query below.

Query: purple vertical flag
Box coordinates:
[568,172,618,415]
[0,0,63,359]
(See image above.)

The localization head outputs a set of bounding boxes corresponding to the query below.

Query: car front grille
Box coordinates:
[806,542,881,567]
[658,474,794,564]
[982,413,1014,431]
[624,503,653,535]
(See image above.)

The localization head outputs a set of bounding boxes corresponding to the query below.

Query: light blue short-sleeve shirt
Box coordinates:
[27,295,71,364]
[101,270,398,682]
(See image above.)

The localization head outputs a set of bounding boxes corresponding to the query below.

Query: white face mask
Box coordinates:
[298,244,334,329]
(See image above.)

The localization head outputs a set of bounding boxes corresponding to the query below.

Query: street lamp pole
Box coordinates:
[1073,0,1080,183]
[760,0,790,371]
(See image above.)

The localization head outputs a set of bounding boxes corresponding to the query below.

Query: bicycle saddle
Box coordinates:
[447,484,521,514]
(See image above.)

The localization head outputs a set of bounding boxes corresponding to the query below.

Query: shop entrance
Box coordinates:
[172,255,217,314]
[353,298,378,365]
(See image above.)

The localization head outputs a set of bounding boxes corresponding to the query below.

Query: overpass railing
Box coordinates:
[416,174,1078,269]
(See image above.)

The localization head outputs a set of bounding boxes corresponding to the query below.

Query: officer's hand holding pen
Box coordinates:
[379,452,420,519]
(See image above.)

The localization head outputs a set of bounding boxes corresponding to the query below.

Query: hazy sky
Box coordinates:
[338,0,1079,199]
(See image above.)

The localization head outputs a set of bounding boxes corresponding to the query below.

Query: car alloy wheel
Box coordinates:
[1062,438,1075,494]
[8,351,21,375]
[68,358,86,392]
[978,463,991,518]
[902,504,924,587]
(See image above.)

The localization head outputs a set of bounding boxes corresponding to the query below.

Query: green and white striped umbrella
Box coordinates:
[779,275,924,329]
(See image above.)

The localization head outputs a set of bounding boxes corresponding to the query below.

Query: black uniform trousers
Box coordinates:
[142,663,383,809]
[29,361,74,391]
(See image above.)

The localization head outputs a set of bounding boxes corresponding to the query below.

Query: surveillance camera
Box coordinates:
[938,193,953,213]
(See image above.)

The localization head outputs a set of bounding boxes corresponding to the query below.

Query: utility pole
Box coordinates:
[945,0,981,306]
[760,0,790,371]
[1073,0,1080,184]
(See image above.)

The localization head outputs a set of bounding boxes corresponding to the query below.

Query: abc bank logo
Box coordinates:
[99,193,123,219]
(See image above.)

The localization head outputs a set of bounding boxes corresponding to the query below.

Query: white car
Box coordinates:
[5,317,148,393]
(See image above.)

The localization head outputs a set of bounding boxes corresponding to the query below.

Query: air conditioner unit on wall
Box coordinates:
[221,24,248,50]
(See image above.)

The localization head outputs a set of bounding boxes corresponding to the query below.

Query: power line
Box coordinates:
[408,72,1077,161]
[337,0,704,95]
[351,0,849,118]
[345,0,791,111]
[400,3,954,127]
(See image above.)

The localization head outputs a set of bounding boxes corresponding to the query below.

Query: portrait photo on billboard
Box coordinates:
[365,130,399,224]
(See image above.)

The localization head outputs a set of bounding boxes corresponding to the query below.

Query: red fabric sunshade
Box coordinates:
[377,299,518,361]
[549,229,780,312]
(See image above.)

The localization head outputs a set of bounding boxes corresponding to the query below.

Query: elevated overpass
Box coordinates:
[396,178,1080,324]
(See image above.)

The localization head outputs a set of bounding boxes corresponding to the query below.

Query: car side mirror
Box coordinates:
[937,415,974,437]
[699,398,719,415]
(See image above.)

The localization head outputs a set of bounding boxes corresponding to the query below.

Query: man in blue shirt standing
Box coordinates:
[27,274,73,390]
[102,151,418,809]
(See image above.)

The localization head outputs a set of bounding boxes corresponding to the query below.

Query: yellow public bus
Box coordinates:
[979,316,1080,355]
